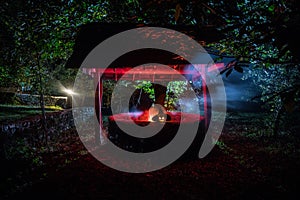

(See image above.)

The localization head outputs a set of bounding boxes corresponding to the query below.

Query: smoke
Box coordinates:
[181,65,262,113]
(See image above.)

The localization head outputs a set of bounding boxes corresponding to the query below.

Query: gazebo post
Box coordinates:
[202,66,208,129]
[94,73,105,145]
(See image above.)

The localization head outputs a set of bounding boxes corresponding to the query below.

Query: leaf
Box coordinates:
[268,4,275,12]
[234,66,244,73]
[175,4,182,22]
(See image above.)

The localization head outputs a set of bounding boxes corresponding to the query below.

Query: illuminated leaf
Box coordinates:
[175,4,182,22]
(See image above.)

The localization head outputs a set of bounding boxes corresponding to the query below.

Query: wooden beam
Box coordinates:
[94,74,105,144]
[201,67,208,129]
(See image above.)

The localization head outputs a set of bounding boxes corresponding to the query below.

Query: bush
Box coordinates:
[0,92,15,104]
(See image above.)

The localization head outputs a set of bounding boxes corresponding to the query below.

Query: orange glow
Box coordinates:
[148,106,159,121]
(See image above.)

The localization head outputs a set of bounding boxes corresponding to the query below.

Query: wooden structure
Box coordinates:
[66,23,225,144]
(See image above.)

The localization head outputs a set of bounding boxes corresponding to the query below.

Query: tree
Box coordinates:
[0,0,108,142]
[1,0,299,136]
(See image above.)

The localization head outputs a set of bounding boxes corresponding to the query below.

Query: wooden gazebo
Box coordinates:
[66,23,225,145]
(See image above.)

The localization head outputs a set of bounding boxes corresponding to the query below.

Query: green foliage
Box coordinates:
[4,138,43,167]
[203,0,299,135]
[0,66,13,87]
[242,65,300,135]
[165,81,188,110]
[0,0,109,95]
[102,80,189,110]
[0,0,299,137]
[135,80,155,100]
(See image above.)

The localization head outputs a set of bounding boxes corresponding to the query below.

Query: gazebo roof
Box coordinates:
[65,22,224,69]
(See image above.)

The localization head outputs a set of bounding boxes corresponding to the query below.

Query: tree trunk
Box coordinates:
[37,59,47,144]
[274,104,285,137]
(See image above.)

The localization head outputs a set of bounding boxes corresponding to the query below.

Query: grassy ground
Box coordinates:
[1,111,300,200]
[0,104,62,122]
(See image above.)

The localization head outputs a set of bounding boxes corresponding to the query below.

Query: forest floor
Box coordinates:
[1,112,300,200]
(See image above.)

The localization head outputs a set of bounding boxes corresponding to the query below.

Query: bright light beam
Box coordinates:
[63,88,76,95]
